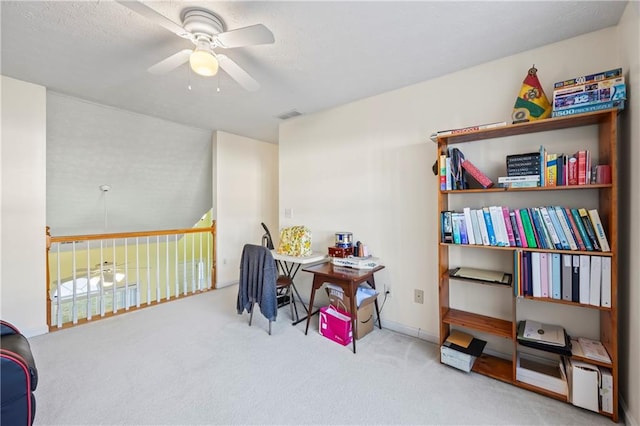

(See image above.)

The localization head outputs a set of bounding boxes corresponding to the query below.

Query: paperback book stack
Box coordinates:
[500,151,541,188]
[552,68,626,118]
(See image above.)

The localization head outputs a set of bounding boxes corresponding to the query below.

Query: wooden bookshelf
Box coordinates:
[436,109,619,422]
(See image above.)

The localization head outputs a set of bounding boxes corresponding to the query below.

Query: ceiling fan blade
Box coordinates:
[215,24,275,48]
[217,54,260,92]
[116,1,191,39]
[148,49,192,74]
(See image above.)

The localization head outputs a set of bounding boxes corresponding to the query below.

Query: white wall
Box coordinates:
[280,25,639,424]
[0,76,48,336]
[616,3,640,426]
[214,131,278,287]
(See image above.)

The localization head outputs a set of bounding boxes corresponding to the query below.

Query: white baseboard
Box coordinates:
[381,318,439,344]
[22,325,50,338]
[621,396,638,426]
[216,280,238,289]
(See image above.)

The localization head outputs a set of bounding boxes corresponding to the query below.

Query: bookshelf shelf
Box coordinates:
[441,183,612,194]
[436,109,619,422]
[521,295,613,311]
[442,308,513,339]
[440,243,613,257]
[472,354,512,383]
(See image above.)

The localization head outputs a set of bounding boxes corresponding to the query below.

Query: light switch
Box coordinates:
[284,208,293,219]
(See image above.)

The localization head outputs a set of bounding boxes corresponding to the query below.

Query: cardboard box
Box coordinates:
[319,305,352,346]
[516,352,568,396]
[552,77,626,112]
[326,285,377,340]
[440,346,476,373]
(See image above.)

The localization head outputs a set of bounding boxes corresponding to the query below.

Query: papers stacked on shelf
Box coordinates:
[521,320,566,346]
[517,320,572,356]
[572,337,612,364]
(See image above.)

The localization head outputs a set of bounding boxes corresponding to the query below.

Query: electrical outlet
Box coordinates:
[384,283,392,297]
[414,289,424,304]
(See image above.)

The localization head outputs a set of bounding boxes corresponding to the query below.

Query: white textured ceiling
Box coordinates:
[1,1,628,144]
[0,1,628,235]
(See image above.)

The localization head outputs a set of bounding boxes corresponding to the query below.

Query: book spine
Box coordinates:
[483,207,497,246]
[546,154,557,186]
[457,212,469,244]
[588,209,611,252]
[441,211,453,243]
[469,209,483,246]
[579,208,601,251]
[538,146,544,187]
[461,159,494,188]
[436,121,507,137]
[489,206,507,246]
[498,175,540,183]
[554,206,577,250]
[540,252,549,297]
[568,156,578,185]
[563,207,586,251]
[509,211,522,247]
[514,209,528,248]
[439,154,447,191]
[571,255,580,302]
[548,207,570,250]
[476,209,490,246]
[451,212,462,244]
[530,208,549,249]
[502,207,516,247]
[579,255,591,304]
[570,208,594,251]
[445,157,452,190]
[551,253,561,299]
[462,207,476,245]
[519,209,537,248]
[540,207,562,249]
[577,151,587,185]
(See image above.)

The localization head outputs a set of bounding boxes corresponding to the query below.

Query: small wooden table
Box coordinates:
[303,263,384,353]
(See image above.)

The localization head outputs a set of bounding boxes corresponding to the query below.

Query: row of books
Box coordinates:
[503,147,610,188]
[514,252,612,308]
[440,206,610,252]
[552,68,626,118]
[439,148,494,190]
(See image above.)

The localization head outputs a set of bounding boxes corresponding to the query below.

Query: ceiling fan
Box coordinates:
[117,1,275,91]
[77,261,127,288]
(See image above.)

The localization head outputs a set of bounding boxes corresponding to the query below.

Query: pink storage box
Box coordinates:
[319,305,352,346]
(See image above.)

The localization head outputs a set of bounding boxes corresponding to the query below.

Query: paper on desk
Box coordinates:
[446,330,473,348]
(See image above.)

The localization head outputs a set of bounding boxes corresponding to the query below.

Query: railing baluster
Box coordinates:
[99,240,105,317]
[136,237,141,308]
[56,244,62,328]
[87,241,92,321]
[124,238,129,310]
[174,235,179,297]
[71,242,77,324]
[165,235,170,300]
[112,239,117,314]
[183,235,187,295]
[191,234,195,293]
[199,233,203,290]
[146,236,151,306]
[156,236,160,302]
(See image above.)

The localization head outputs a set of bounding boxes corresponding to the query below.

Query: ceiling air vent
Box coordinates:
[276,110,302,120]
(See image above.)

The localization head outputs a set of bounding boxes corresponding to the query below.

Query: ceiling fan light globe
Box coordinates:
[189,50,218,76]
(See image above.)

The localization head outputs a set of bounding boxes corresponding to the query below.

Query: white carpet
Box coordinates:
[29,286,617,425]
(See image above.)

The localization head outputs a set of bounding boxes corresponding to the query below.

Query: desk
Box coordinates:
[303,263,384,353]
[271,251,328,325]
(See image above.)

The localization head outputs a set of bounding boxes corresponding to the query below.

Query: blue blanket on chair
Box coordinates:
[237,244,278,321]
